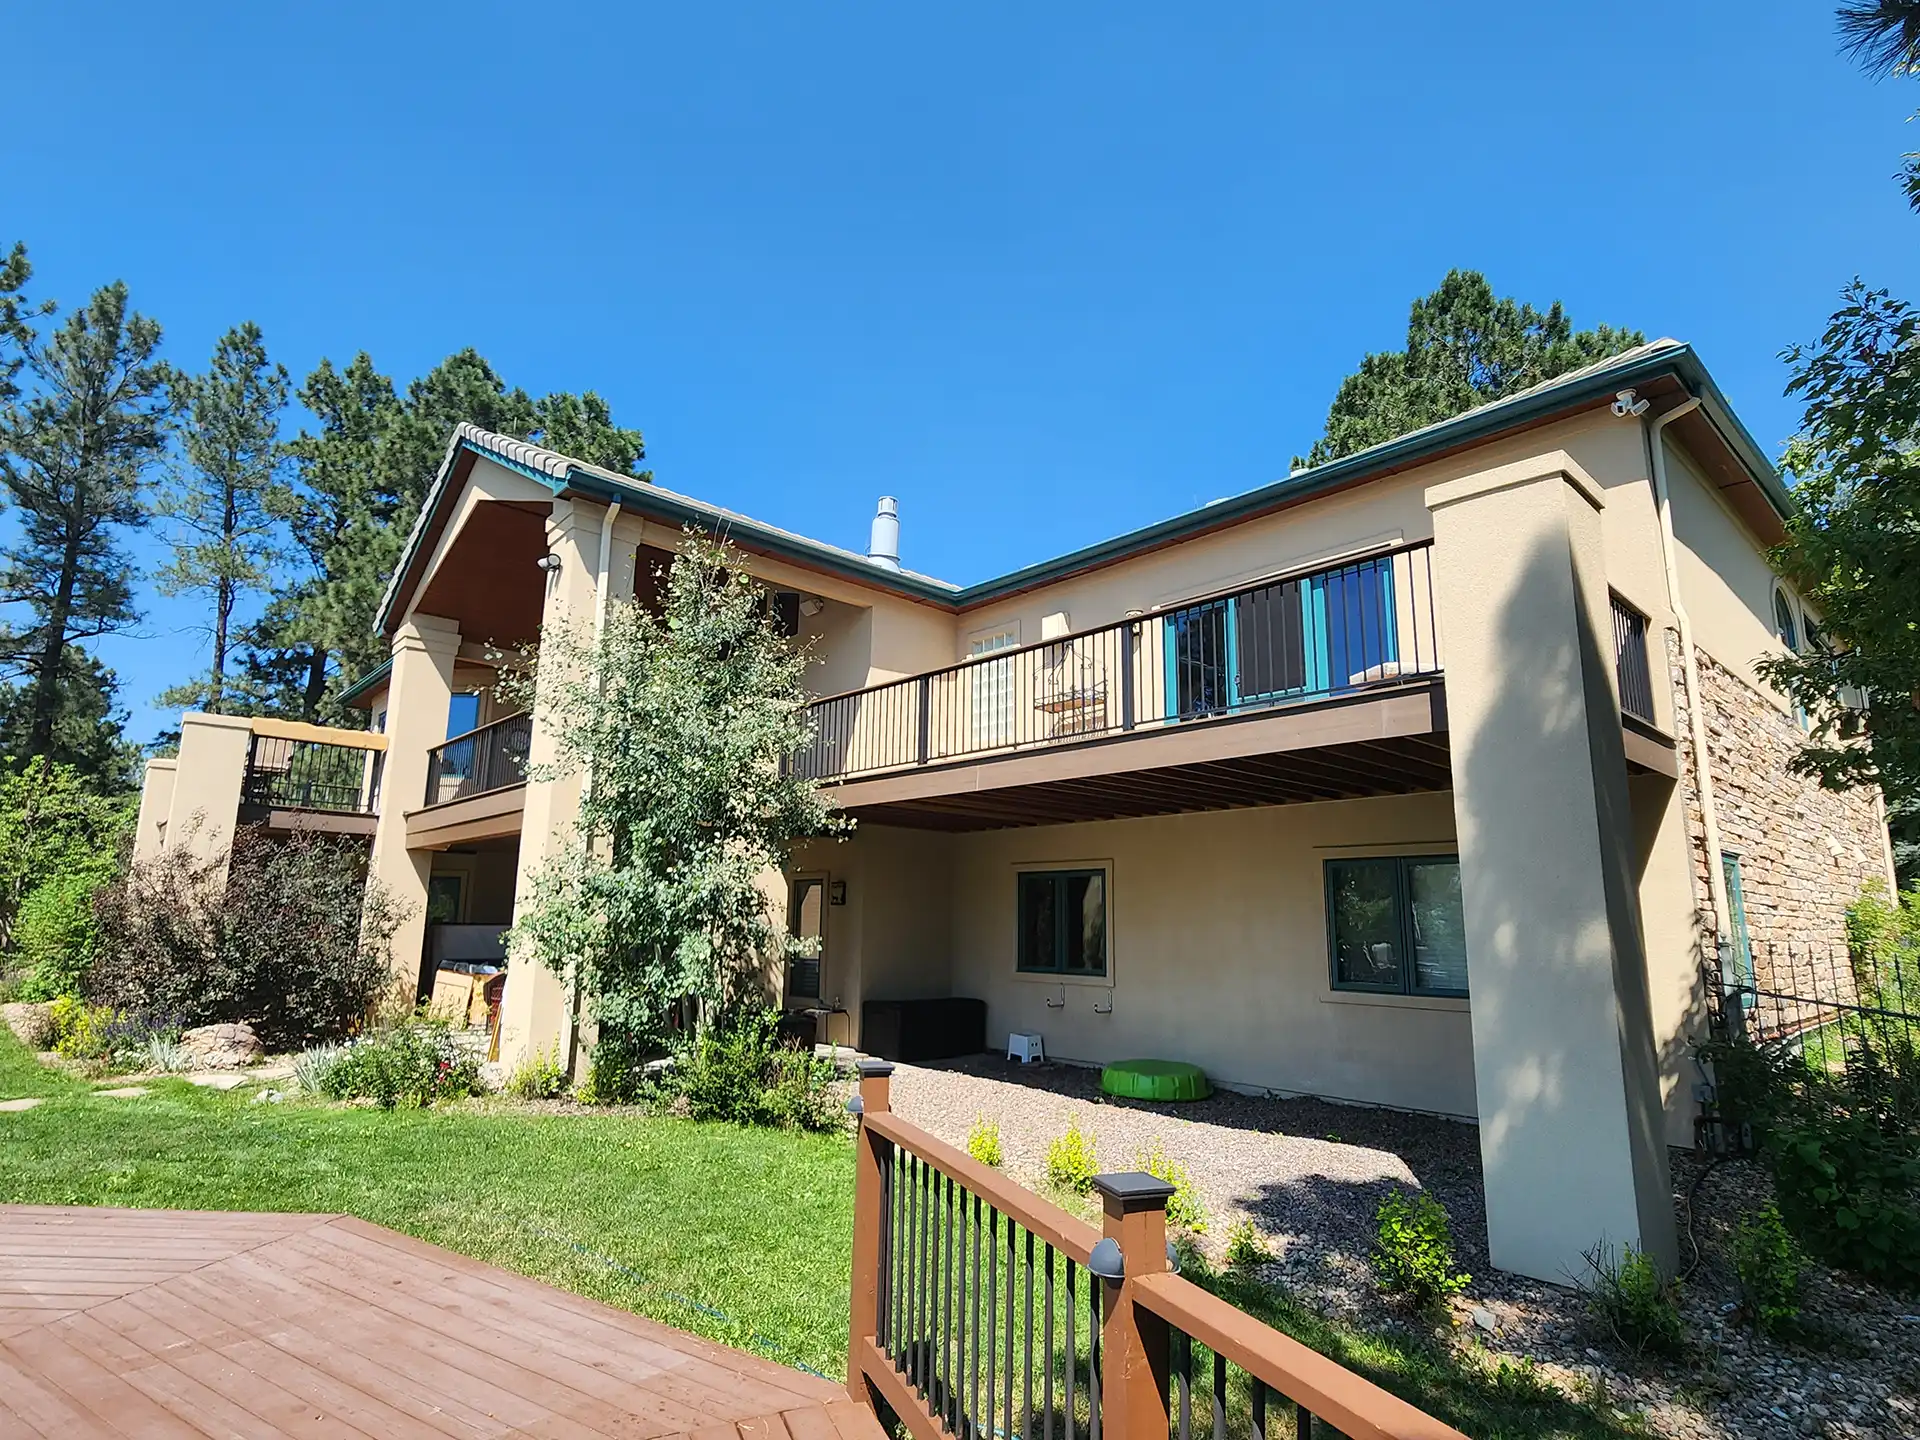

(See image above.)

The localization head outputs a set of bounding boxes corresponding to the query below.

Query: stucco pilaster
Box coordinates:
[1427,451,1676,1283]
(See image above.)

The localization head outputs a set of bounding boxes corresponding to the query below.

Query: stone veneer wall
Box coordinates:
[1666,628,1892,995]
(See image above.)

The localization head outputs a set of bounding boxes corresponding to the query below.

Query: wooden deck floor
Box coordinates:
[0,1205,882,1440]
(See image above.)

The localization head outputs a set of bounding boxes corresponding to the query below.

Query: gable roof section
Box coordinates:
[372,338,1790,643]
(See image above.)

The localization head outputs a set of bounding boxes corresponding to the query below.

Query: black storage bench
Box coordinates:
[861,997,987,1063]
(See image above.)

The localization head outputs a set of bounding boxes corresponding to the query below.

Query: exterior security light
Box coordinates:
[535,553,563,573]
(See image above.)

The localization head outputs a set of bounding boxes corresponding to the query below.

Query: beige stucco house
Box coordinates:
[136,339,1894,1288]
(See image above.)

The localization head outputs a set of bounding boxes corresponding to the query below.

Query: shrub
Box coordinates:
[760,1043,843,1133]
[505,1045,568,1100]
[1370,1188,1470,1308]
[48,995,114,1059]
[1138,1141,1207,1233]
[291,1043,344,1094]
[140,1035,191,1074]
[13,871,105,1001]
[1766,1110,1920,1285]
[578,1026,652,1105]
[1224,1217,1271,1270]
[1729,1202,1804,1334]
[1582,1242,1686,1358]
[1045,1120,1100,1195]
[88,829,400,1049]
[316,1021,482,1109]
[967,1115,1005,1168]
[680,1010,784,1124]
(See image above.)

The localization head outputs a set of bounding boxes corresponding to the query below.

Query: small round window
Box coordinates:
[1773,586,1800,652]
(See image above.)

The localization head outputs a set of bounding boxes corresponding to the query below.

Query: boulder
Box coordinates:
[1,1002,54,1049]
[180,1022,264,1069]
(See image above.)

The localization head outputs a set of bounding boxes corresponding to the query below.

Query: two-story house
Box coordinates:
[135,338,1893,1288]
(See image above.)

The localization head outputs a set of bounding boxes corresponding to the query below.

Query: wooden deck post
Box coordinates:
[847,1058,894,1405]
[1092,1171,1174,1440]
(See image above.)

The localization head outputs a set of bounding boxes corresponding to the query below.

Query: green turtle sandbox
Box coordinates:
[1099,1058,1211,1102]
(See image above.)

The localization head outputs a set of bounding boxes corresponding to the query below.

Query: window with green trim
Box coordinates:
[1325,856,1468,997]
[1016,869,1108,976]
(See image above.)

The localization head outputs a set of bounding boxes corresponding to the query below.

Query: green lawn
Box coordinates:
[0,1031,855,1376]
[0,1031,1660,1438]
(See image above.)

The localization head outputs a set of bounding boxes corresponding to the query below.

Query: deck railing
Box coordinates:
[1610,593,1657,727]
[797,542,1441,785]
[242,724,385,816]
[847,1063,1466,1440]
[424,712,533,807]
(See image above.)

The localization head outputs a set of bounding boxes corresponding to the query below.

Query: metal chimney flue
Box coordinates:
[867,496,900,571]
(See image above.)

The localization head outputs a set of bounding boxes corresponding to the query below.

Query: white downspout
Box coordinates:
[1640,397,1733,948]
[564,499,622,1076]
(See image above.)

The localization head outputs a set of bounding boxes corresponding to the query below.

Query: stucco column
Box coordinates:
[1426,451,1676,1284]
[499,498,632,1072]
[368,614,462,994]
[163,713,254,879]
[133,758,178,863]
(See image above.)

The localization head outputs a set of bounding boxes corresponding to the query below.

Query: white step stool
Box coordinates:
[1007,1031,1045,1065]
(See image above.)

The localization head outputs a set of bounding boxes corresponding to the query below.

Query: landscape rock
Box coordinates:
[180,1022,263,1070]
[0,1097,43,1112]
[94,1086,149,1098]
[185,1072,247,1091]
[1,1002,54,1049]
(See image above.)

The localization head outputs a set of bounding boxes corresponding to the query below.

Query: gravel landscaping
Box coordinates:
[888,1054,1920,1440]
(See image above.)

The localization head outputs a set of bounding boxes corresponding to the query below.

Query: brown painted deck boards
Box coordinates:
[0,1206,881,1440]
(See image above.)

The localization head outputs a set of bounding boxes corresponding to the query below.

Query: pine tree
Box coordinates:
[0,281,174,760]
[155,323,290,713]
[246,349,647,720]
[1296,270,1642,468]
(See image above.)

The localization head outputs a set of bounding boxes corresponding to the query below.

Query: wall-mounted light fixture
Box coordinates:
[830,880,847,906]
[534,553,563,574]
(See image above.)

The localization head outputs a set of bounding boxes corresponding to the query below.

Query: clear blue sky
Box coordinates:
[8,2,1919,745]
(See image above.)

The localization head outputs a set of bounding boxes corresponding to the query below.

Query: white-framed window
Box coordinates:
[968,627,1019,748]
[1772,585,1801,653]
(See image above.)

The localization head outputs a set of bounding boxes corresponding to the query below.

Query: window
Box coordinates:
[1772,586,1800,652]
[447,692,481,740]
[969,629,1018,747]
[1016,868,1108,976]
[1326,856,1467,996]
[1721,853,1756,992]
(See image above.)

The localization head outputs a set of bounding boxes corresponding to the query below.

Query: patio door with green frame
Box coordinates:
[1162,557,1400,720]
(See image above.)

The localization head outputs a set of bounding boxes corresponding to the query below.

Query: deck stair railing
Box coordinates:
[424,711,534,807]
[797,542,1441,785]
[847,1062,1468,1440]
[241,722,385,816]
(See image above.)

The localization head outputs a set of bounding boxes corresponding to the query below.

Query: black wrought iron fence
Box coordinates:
[242,734,382,815]
[1703,936,1920,1149]
[424,712,533,806]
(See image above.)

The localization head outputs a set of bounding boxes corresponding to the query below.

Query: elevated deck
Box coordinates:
[0,1205,880,1440]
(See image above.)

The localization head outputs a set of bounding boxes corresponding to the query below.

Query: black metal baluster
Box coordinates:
[1252,1377,1267,1440]
[1296,1398,1313,1440]
[1212,1351,1225,1440]
[1175,1331,1191,1440]
[1003,1212,1015,1440]
[1042,1244,1055,1440]
[985,1206,997,1440]
[957,1183,970,1435]
[1025,1230,1036,1440]
[1065,1260,1076,1440]
[1087,1265,1100,1440]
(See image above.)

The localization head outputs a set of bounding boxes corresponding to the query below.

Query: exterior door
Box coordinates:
[785,873,828,1007]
